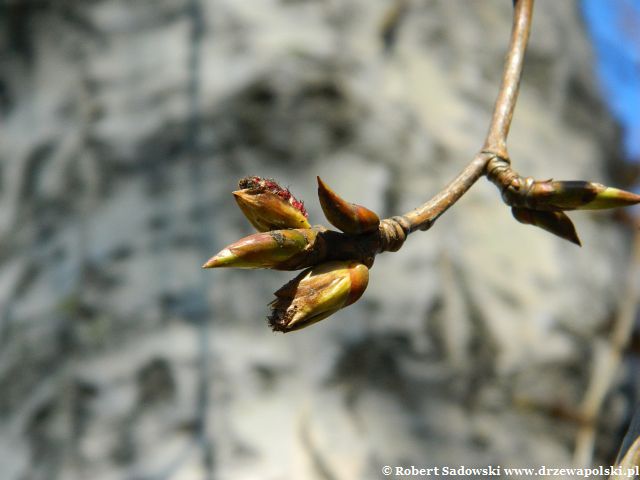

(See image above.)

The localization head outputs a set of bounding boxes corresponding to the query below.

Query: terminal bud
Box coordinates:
[517,179,640,211]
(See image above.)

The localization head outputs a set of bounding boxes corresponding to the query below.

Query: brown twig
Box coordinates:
[205,0,536,270]
[483,0,534,158]
[380,0,535,246]
[401,152,492,233]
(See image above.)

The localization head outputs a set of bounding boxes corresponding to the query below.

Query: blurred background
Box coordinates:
[1,0,640,479]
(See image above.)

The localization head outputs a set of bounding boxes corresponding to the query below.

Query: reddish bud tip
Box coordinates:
[238,176,308,218]
[233,188,311,232]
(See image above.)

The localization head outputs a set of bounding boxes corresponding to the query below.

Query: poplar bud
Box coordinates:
[514,179,640,211]
[234,176,310,231]
[317,176,380,235]
[269,260,369,332]
[202,227,322,270]
[511,207,581,246]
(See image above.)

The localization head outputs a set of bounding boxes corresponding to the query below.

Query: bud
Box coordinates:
[317,176,380,234]
[234,190,311,231]
[234,176,310,231]
[511,207,581,246]
[202,228,322,270]
[269,260,369,332]
[513,179,640,211]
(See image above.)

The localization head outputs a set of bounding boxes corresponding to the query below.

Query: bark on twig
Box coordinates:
[389,0,535,238]
[204,0,537,270]
[312,0,535,259]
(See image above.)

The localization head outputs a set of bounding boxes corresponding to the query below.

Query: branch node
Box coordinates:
[485,153,521,199]
[378,216,411,252]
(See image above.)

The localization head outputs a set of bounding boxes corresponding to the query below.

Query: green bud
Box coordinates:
[202,228,321,270]
[511,207,581,246]
[575,183,640,210]
[511,179,640,211]
[317,176,380,234]
[269,260,369,332]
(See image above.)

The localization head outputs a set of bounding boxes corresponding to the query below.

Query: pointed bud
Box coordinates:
[511,207,581,246]
[234,176,310,231]
[269,260,369,332]
[202,228,321,270]
[317,176,380,234]
[234,190,311,231]
[523,180,640,211]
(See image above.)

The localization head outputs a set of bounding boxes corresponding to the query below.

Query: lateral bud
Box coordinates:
[269,260,369,332]
[202,227,324,270]
[511,207,581,246]
[317,176,380,235]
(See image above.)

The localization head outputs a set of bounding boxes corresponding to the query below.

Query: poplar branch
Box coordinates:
[204,0,538,271]
[381,0,535,245]
[483,0,534,157]
[205,0,640,336]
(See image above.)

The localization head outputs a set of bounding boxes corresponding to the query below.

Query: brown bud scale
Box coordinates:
[317,176,380,235]
[511,207,581,246]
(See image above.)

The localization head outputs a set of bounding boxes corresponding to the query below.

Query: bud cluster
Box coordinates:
[203,176,380,332]
[204,169,640,334]
[498,173,640,245]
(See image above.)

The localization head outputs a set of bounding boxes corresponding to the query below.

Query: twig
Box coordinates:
[402,152,491,233]
[203,0,536,271]
[483,0,534,158]
[391,0,535,237]
[403,0,535,233]
[317,0,535,259]
[573,228,640,467]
